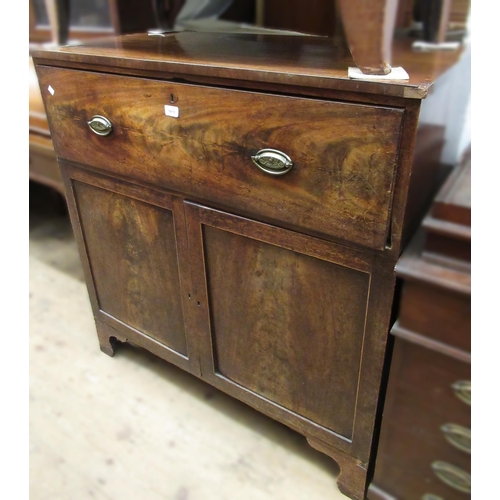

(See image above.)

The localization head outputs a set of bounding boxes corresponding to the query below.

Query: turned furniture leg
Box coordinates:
[337,0,399,75]
[45,0,70,46]
[95,319,126,357]
[307,437,369,500]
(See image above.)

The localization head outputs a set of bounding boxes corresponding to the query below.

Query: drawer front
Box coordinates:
[398,280,471,352]
[385,341,471,429]
[375,420,471,499]
[373,339,471,498]
[37,66,404,250]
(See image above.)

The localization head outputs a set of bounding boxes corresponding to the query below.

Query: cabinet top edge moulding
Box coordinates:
[31,31,465,100]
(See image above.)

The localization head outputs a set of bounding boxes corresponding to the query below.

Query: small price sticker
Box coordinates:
[165,105,179,118]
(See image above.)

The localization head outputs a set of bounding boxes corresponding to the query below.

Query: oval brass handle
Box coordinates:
[451,380,471,406]
[421,495,444,500]
[88,115,113,136]
[441,423,471,453]
[431,461,471,493]
[251,149,293,176]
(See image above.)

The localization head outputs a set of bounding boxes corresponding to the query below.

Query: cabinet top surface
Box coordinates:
[31,31,465,99]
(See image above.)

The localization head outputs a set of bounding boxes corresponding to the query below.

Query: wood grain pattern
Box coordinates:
[182,202,397,497]
[36,66,404,251]
[203,224,369,438]
[73,180,188,355]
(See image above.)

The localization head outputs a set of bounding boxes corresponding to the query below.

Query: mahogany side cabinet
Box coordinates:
[32,32,465,500]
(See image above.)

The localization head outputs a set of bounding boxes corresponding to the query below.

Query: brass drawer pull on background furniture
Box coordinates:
[251,149,293,176]
[440,423,471,453]
[421,495,444,500]
[431,461,471,493]
[451,380,471,405]
[88,115,113,136]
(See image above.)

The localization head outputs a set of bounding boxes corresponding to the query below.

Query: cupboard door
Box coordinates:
[62,165,197,373]
[185,202,393,461]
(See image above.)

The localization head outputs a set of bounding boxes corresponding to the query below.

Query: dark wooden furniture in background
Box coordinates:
[370,148,471,499]
[33,31,464,500]
[262,0,339,36]
[29,0,159,43]
[412,0,470,42]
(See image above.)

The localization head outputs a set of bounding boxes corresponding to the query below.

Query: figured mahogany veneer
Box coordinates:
[32,32,464,500]
[36,66,404,251]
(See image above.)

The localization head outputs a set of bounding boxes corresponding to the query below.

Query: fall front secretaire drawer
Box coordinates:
[37,66,404,250]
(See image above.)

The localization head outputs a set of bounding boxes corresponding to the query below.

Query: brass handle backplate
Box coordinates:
[441,423,471,453]
[452,380,471,406]
[421,495,444,500]
[251,149,293,176]
[431,461,471,493]
[88,115,113,136]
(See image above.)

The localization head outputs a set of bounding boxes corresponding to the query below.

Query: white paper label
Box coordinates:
[48,85,55,95]
[165,105,179,118]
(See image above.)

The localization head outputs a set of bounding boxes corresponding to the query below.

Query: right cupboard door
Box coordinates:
[184,202,395,463]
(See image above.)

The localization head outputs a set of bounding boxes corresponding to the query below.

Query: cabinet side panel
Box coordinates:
[202,225,370,439]
[73,180,188,355]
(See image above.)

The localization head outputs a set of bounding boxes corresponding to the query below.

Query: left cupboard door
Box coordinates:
[61,164,199,375]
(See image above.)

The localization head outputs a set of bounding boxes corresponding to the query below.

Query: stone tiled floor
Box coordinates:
[29,183,347,500]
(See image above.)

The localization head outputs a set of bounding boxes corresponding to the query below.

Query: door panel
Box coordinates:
[73,179,188,355]
[185,202,375,444]
[204,225,369,438]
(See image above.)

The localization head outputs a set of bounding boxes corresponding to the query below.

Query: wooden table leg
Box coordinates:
[337,0,398,75]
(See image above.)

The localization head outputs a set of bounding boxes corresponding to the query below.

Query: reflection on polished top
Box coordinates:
[31,31,464,99]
